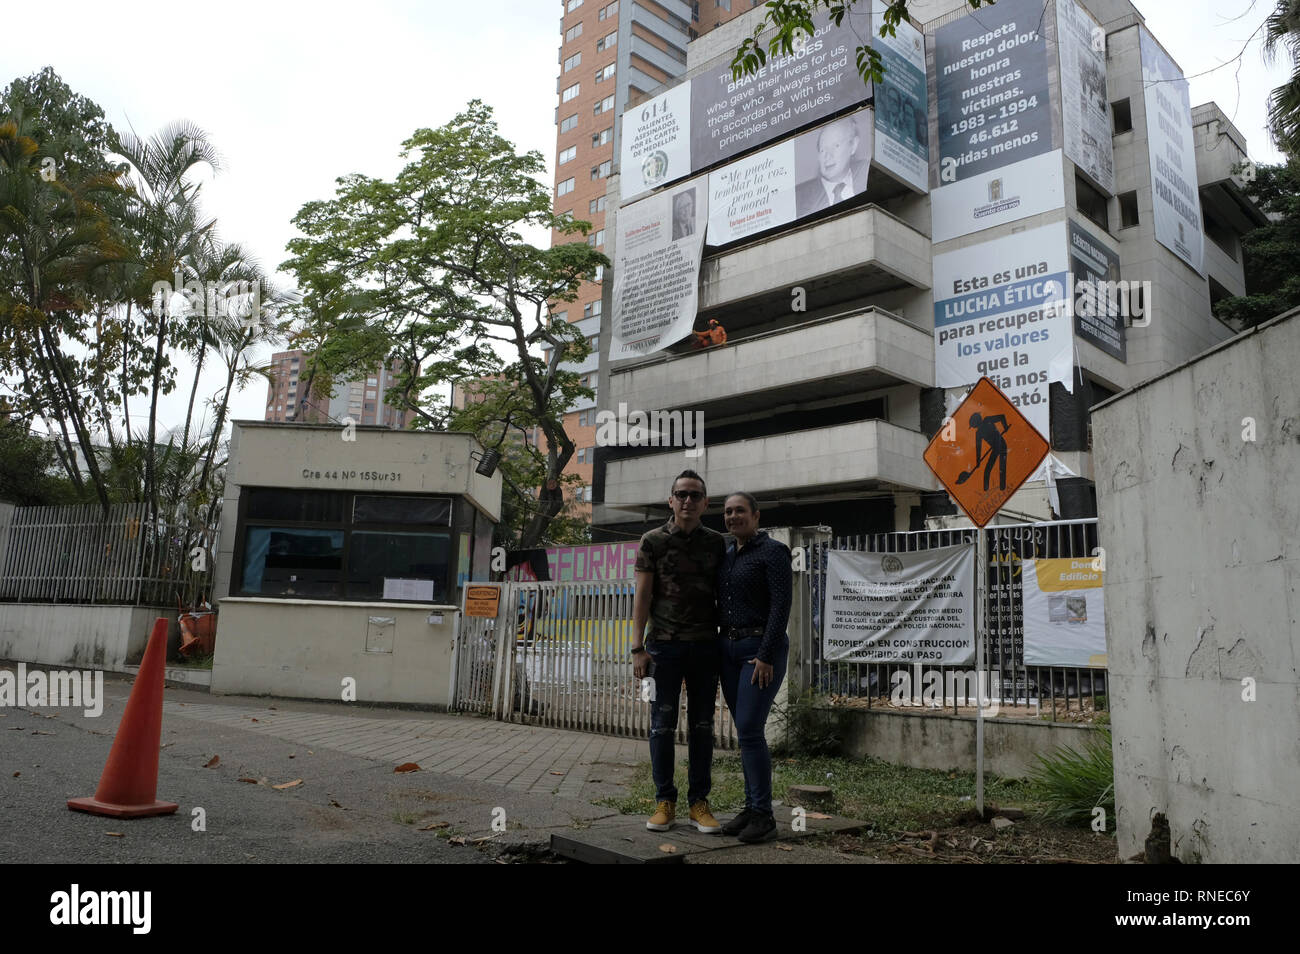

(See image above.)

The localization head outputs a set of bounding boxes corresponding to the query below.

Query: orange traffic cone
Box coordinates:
[68,617,178,818]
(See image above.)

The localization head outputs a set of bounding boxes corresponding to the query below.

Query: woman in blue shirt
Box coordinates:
[717,492,792,843]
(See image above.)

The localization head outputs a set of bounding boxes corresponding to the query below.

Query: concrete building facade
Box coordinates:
[265,350,414,429]
[593,0,1265,540]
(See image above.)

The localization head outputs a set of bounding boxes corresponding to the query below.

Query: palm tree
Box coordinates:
[1265,0,1300,154]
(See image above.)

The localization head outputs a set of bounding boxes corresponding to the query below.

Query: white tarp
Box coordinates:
[609,175,708,360]
[930,149,1065,243]
[1022,558,1107,667]
[619,84,693,204]
[871,0,928,193]
[824,544,975,664]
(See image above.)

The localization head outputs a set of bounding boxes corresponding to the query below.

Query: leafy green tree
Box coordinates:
[1215,157,1300,327]
[731,0,986,83]
[0,418,82,505]
[283,101,606,548]
[1265,0,1300,154]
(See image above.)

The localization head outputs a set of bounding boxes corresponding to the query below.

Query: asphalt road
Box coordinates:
[1,673,619,864]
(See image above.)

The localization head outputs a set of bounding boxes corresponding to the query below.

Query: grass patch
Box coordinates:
[1026,729,1114,827]
[595,754,1035,834]
[170,653,214,670]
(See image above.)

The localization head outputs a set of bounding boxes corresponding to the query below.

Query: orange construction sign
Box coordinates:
[465,585,501,618]
[923,377,1050,528]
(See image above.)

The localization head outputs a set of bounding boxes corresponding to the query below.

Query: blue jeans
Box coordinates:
[720,635,788,817]
[646,638,719,805]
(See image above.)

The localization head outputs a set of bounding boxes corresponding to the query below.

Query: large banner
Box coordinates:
[707,108,872,244]
[691,7,872,172]
[934,0,1053,183]
[824,544,975,664]
[1056,0,1114,194]
[620,84,693,203]
[932,222,1073,438]
[1068,219,1126,360]
[871,1,928,192]
[1022,558,1107,666]
[1140,28,1203,274]
[930,149,1064,242]
[609,175,708,360]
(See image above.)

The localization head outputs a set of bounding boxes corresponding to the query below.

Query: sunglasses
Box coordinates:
[672,490,704,502]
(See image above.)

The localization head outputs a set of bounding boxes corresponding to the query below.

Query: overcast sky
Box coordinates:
[3,0,1291,438]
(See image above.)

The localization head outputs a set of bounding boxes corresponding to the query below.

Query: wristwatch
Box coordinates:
[630,645,647,657]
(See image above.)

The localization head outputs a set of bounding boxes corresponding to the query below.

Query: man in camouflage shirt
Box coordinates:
[632,469,727,833]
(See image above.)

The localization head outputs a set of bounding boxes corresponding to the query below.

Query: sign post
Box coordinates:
[923,377,1051,818]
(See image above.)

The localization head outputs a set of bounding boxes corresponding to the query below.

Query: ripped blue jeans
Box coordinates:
[645,637,719,806]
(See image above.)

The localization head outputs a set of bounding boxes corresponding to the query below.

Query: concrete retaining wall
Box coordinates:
[800,705,1102,779]
[212,598,458,707]
[0,604,178,672]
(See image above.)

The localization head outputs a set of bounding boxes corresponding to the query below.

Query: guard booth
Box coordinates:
[211,422,501,707]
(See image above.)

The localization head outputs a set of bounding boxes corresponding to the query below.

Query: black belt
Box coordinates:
[722,626,765,640]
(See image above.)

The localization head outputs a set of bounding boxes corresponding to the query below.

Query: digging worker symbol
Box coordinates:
[962,411,1011,492]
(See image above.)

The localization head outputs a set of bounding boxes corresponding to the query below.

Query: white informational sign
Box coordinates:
[609,175,709,361]
[824,544,975,664]
[871,1,928,193]
[619,83,693,203]
[707,109,872,244]
[1022,558,1107,667]
[382,578,435,602]
[1056,0,1114,194]
[932,222,1074,438]
[1140,27,1203,274]
[931,149,1065,243]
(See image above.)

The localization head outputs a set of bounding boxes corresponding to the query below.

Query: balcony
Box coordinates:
[698,204,930,312]
[609,307,932,418]
[601,419,938,510]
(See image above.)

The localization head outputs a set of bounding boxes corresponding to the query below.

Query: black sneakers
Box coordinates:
[737,812,778,844]
[721,808,757,836]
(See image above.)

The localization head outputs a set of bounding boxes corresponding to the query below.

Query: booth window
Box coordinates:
[237,489,454,602]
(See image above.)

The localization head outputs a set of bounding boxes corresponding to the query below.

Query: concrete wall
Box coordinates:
[811,705,1102,779]
[211,598,458,708]
[0,605,178,672]
[1092,309,1300,864]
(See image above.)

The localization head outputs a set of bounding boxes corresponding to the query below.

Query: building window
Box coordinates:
[589,195,606,214]
[595,63,616,84]
[592,126,613,147]
[1111,98,1133,134]
[552,310,568,324]
[1075,173,1109,231]
[559,145,577,164]
[583,300,602,319]
[591,160,611,179]
[596,30,617,51]
[587,334,599,351]
[565,22,583,42]
[598,1,617,19]
[577,410,591,427]
[587,229,605,247]
[366,377,378,386]
[564,52,582,73]
[557,177,575,196]
[593,264,604,281]
[1118,191,1139,229]
[567,0,584,11]
[559,113,579,134]
[594,94,615,115]
[562,82,580,103]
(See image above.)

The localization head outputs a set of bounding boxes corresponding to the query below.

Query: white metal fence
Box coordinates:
[452,580,736,747]
[0,502,214,606]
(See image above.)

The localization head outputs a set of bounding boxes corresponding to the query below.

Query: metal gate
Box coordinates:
[807,518,1106,720]
[452,580,735,747]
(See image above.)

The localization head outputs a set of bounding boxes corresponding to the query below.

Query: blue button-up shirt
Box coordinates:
[718,531,792,664]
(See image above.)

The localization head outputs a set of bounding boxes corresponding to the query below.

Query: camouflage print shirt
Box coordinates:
[635,519,726,641]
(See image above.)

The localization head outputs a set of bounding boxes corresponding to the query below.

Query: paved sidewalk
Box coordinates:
[165,698,645,801]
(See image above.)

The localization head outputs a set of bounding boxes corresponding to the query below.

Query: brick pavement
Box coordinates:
[163,700,645,799]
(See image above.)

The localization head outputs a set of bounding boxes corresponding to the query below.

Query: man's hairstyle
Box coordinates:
[725,490,759,512]
[672,469,706,496]
[816,115,859,149]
